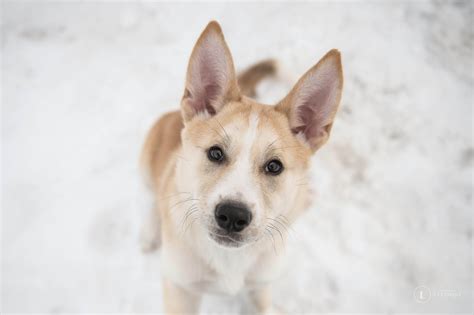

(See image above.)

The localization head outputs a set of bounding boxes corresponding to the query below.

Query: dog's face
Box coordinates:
[176,22,343,249]
[179,102,311,248]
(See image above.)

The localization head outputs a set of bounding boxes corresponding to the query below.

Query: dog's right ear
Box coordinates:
[181,21,240,122]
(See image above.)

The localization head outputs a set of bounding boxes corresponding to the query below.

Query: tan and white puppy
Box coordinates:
[140,21,343,313]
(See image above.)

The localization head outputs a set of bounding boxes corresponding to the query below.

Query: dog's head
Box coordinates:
[175,22,343,249]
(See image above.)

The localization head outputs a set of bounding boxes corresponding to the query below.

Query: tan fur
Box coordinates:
[238,59,277,97]
[141,110,183,191]
[140,21,343,313]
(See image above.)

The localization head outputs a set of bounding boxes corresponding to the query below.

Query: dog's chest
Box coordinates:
[201,252,255,295]
[162,243,258,295]
[190,268,246,295]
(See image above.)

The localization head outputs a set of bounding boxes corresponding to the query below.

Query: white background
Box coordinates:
[2,1,472,313]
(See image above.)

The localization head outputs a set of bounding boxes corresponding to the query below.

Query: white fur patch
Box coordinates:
[209,111,261,212]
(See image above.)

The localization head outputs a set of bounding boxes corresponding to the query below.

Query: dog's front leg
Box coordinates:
[249,286,278,314]
[163,278,201,314]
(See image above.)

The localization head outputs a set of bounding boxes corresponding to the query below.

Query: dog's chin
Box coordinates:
[209,231,246,249]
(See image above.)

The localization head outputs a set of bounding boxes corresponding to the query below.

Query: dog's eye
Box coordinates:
[265,159,284,175]
[207,146,225,163]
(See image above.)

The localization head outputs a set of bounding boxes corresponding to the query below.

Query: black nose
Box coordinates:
[215,201,252,232]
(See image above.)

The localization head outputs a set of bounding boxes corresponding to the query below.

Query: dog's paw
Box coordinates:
[140,218,161,253]
[140,235,160,253]
[264,305,284,315]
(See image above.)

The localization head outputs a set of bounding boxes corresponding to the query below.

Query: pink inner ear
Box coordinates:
[292,64,340,141]
[185,83,220,116]
[294,84,332,139]
[186,36,228,116]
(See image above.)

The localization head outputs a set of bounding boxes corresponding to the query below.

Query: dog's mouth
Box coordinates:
[209,230,246,248]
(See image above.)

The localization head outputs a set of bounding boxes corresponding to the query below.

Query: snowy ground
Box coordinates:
[2,1,473,313]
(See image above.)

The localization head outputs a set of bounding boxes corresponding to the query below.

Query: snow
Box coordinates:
[2,1,472,313]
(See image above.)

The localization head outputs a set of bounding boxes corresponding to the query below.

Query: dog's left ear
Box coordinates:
[181,21,240,122]
[276,49,343,152]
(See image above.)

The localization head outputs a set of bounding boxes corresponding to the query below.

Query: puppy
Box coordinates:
[140,21,343,313]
